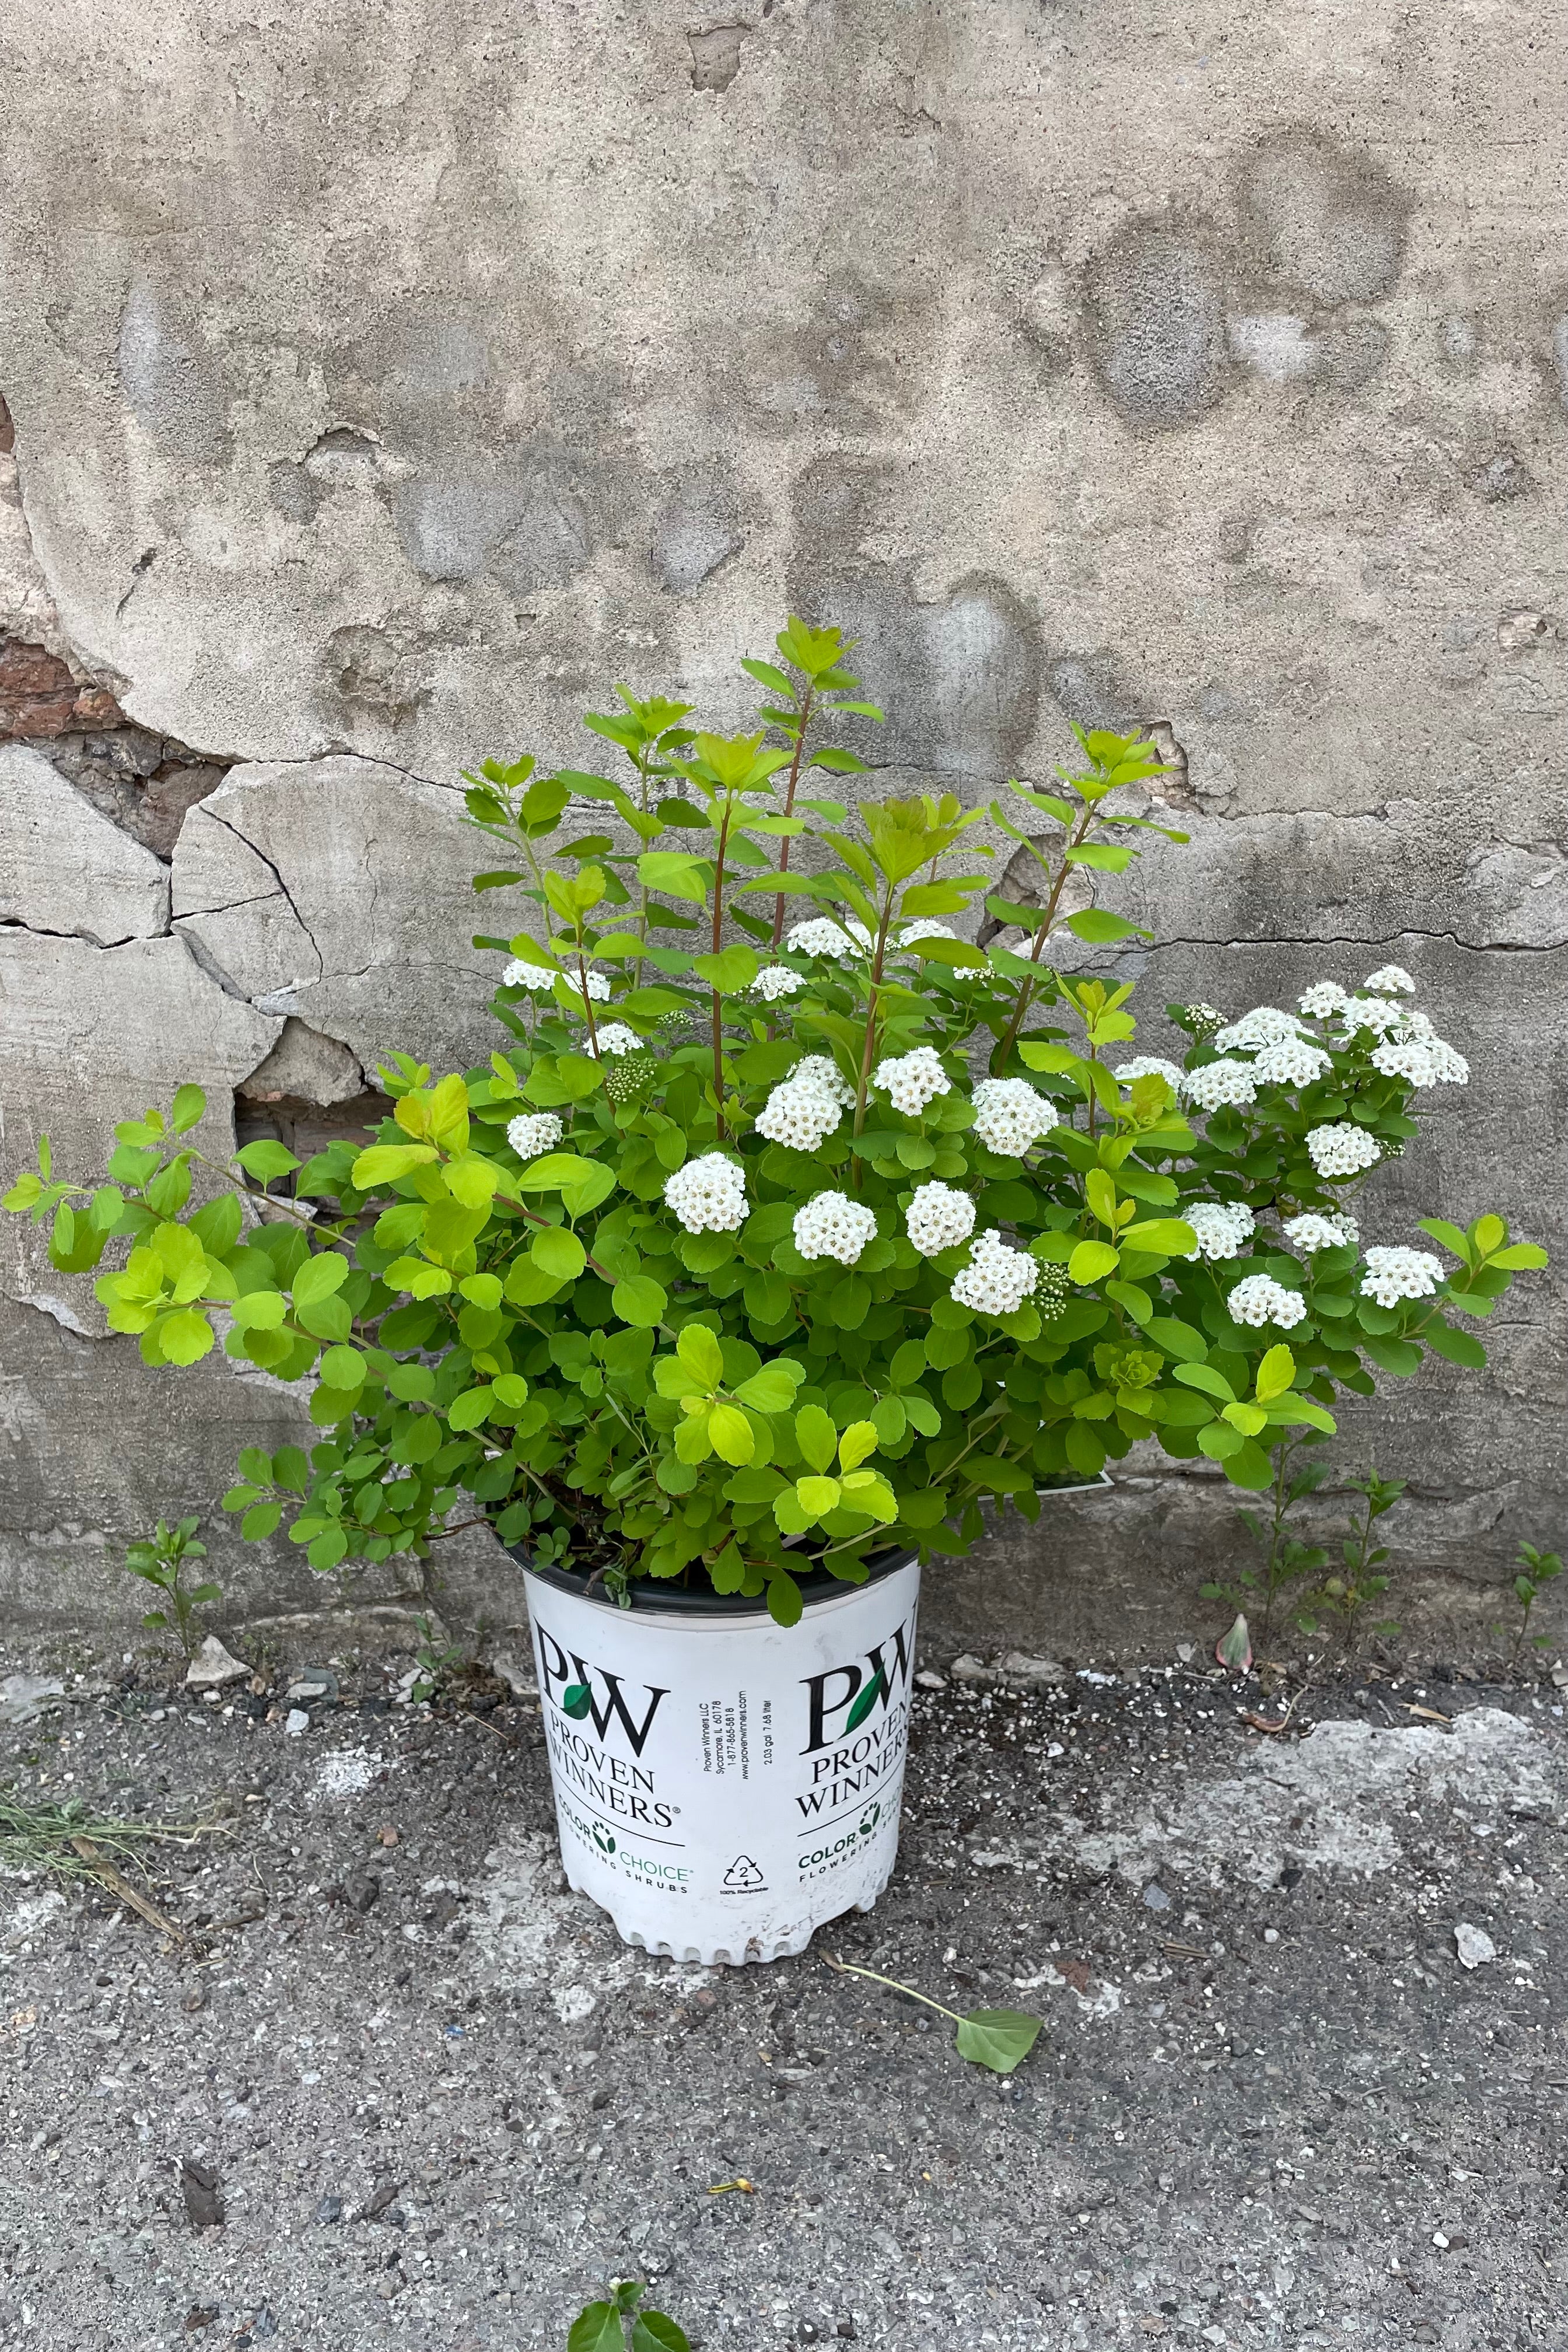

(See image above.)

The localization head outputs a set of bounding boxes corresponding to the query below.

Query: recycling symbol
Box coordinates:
[722,1854,765,1891]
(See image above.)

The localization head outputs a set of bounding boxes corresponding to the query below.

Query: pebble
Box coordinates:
[184,1636,252,1692]
[314,2193,344,2225]
[914,1670,948,1692]
[1000,1652,1067,1685]
[1142,1882,1171,1913]
[949,1654,992,1683]
[1454,1923,1496,1970]
[284,1709,310,1737]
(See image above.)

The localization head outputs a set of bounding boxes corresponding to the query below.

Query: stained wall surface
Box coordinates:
[1,1,1563,1637]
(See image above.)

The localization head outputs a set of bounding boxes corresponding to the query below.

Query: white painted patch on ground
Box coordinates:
[2,1891,66,1948]
[469,1827,637,1997]
[313,1745,396,1801]
[1048,1706,1563,1890]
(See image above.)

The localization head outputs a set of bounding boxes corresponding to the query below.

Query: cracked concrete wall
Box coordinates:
[0,0,1564,1643]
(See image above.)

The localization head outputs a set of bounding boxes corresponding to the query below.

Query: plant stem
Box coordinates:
[709,789,737,1132]
[768,680,816,949]
[990,802,1098,1075]
[822,1952,965,2025]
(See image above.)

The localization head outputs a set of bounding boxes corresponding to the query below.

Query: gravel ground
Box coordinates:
[1,1639,1564,2351]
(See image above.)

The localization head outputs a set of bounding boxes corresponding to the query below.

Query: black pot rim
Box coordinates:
[510,1539,916,1620]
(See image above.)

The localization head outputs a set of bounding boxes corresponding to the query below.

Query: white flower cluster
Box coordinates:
[754,1055,855,1152]
[1184,1058,1258,1111]
[1252,1036,1334,1087]
[587,1023,643,1059]
[1370,1037,1469,1089]
[750,964,806,1002]
[787,916,870,960]
[1282,1210,1359,1252]
[663,1153,747,1234]
[1182,1200,1256,1261]
[1297,980,1350,1019]
[896,919,957,948]
[1363,964,1416,995]
[905,1181,977,1257]
[1179,1003,1224,1033]
[971,1076,1058,1155]
[793,1191,878,1265]
[873,1046,951,1116]
[502,957,609,1003]
[1227,1275,1308,1330]
[1360,1245,1445,1308]
[1336,994,1404,1040]
[1213,1006,1307,1054]
[1113,1056,1188,1094]
[506,1112,563,1159]
[1306,1122,1382,1177]
[950,1229,1040,1317]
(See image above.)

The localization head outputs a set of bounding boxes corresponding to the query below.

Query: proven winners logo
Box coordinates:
[536,1625,677,1835]
[796,1613,914,1826]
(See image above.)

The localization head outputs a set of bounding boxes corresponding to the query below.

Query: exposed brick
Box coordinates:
[0,635,131,743]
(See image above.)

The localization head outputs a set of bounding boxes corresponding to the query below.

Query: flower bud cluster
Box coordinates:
[872,1047,951,1116]
[506,1112,564,1159]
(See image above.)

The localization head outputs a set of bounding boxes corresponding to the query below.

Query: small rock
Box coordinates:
[0,1673,65,1726]
[490,1647,538,1699]
[914,1669,948,1692]
[1142,1882,1171,1913]
[286,1667,339,1705]
[284,1709,310,1737]
[377,1825,400,1847]
[185,1636,251,1692]
[1454,1923,1496,1970]
[314,2193,344,2225]
[1174,1644,1195,1665]
[1000,1651,1067,1685]
[1262,1927,1279,1945]
[344,1872,381,1915]
[1550,1661,1567,1690]
[179,2157,224,2229]
[949,1653,992,1683]
[1076,1668,1117,1686]
[183,2309,218,2333]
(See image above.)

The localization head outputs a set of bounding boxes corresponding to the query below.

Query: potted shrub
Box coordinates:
[6,617,1546,1963]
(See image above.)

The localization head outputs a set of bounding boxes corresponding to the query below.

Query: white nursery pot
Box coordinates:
[521,1550,922,1966]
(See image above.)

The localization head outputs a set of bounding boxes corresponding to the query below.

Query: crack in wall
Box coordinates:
[200,804,325,973]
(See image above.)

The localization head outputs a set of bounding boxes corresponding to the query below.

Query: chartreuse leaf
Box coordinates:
[677,1323,724,1390]
[794,1403,838,1474]
[824,1954,1042,2077]
[1254,1344,1294,1402]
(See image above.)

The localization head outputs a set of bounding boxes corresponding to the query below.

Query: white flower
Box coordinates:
[872,1046,951,1117]
[1360,1245,1445,1309]
[1363,965,1416,995]
[754,1054,856,1152]
[1227,1275,1308,1330]
[1395,1007,1436,1042]
[502,957,562,993]
[1298,981,1350,1019]
[663,1153,747,1234]
[750,964,806,1002]
[787,916,870,960]
[1113,1056,1187,1094]
[1180,1003,1224,1033]
[905,1181,977,1258]
[1184,1058,1258,1111]
[1283,1210,1359,1252]
[1371,1038,1469,1089]
[1252,1037,1334,1087]
[950,1229,1040,1318]
[587,1023,643,1059]
[1305,1122,1382,1177]
[506,1112,564,1159]
[1182,1201,1256,1261]
[793,1191,878,1265]
[1336,995,1404,1040]
[895,919,957,949]
[971,1077,1058,1155]
[1213,1006,1307,1054]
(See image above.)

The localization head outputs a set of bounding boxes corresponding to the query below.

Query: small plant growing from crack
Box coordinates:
[123,1515,220,1658]
[1501,1541,1563,1670]
[567,2280,690,2351]
[1299,1469,1405,1650]
[822,1951,1042,2074]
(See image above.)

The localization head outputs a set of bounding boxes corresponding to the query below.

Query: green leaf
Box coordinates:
[292,1252,350,1309]
[171,1083,207,1134]
[1068,1240,1119,1284]
[1416,1217,1470,1261]
[240,1500,282,1541]
[837,1419,879,1471]
[796,1475,841,1516]
[235,1139,302,1181]
[1361,1335,1423,1377]
[732,1361,804,1414]
[157,1308,214,1365]
[449,1385,496,1431]
[568,2304,624,2352]
[1487,1242,1548,1270]
[1173,1362,1238,1404]
[676,1322,724,1390]
[636,850,709,903]
[766,1569,804,1628]
[794,1402,838,1474]
[1422,1318,1486,1368]
[741,656,795,698]
[707,1404,754,1465]
[691,946,759,993]
[532,1227,587,1281]
[352,1143,439,1188]
[1255,1344,1295,1402]
[612,1274,667,1327]
[631,2312,692,2352]
[1119,1218,1195,1256]
[954,2008,1042,2075]
[1063,908,1153,944]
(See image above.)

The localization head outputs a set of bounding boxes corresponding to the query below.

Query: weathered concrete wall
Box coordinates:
[1,0,1564,1644]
